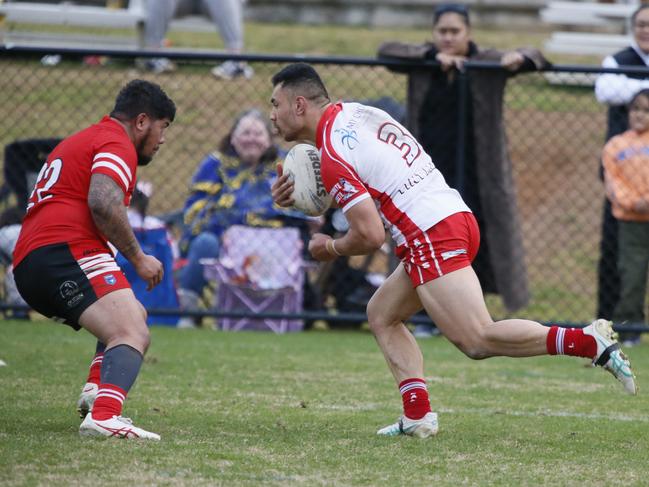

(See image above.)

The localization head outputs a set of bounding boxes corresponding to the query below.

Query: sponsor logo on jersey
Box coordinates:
[332,178,359,205]
[397,161,436,195]
[343,104,366,133]
[335,128,359,150]
[104,274,117,285]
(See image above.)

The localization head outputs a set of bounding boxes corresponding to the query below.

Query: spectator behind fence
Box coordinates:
[594,4,649,321]
[139,0,253,79]
[377,3,549,337]
[602,88,649,346]
[177,109,309,328]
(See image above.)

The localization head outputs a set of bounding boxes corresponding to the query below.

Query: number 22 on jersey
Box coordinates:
[27,158,63,211]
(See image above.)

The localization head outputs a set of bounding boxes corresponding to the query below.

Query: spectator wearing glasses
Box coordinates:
[595,4,649,324]
[378,3,549,337]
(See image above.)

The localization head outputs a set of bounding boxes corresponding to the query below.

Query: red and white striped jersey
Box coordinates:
[316,102,470,246]
[13,116,137,266]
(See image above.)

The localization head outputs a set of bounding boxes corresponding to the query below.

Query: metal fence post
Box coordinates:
[454,68,469,194]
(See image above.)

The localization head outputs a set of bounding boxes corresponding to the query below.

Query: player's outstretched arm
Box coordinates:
[88,173,162,290]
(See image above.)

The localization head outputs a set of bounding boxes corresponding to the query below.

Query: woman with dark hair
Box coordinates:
[176,109,294,326]
[378,3,549,336]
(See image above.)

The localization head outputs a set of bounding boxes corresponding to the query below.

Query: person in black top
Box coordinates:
[378,3,549,336]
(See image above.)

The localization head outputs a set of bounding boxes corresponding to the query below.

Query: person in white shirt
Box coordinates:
[269,63,636,438]
[595,4,649,112]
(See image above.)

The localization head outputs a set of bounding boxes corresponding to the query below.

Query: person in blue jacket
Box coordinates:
[177,108,305,326]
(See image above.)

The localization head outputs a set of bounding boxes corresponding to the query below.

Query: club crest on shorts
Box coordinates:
[59,280,79,299]
[104,274,117,285]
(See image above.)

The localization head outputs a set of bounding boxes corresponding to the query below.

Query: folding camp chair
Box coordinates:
[203,225,305,333]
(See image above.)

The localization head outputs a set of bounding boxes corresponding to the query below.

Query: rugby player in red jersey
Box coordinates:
[13,79,176,440]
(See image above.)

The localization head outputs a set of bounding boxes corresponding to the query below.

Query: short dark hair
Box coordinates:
[110,79,176,122]
[630,88,649,106]
[632,4,649,25]
[433,3,470,26]
[271,63,330,102]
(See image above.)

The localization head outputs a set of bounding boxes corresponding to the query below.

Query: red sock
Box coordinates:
[91,383,126,420]
[86,353,103,385]
[399,378,431,420]
[546,326,597,358]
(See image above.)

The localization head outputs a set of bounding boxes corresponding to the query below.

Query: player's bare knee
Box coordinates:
[463,345,491,360]
[116,321,150,353]
[366,299,382,331]
[367,298,402,331]
[138,301,148,323]
[139,330,151,353]
[450,334,491,360]
[367,306,395,334]
[126,329,150,354]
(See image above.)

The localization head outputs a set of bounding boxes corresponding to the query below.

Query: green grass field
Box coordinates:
[1,320,647,486]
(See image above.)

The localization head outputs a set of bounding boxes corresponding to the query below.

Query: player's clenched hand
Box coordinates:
[133,253,164,291]
[308,233,337,262]
[272,163,295,208]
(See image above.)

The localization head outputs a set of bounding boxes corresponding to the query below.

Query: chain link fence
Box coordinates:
[0,47,646,332]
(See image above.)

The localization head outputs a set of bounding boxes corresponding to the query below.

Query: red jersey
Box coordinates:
[13,116,137,266]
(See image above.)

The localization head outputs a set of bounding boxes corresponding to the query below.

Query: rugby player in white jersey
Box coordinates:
[269,63,636,438]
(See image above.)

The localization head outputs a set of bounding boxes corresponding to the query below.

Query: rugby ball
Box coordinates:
[282,143,332,216]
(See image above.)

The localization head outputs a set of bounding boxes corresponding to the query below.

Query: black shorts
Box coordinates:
[13,243,130,330]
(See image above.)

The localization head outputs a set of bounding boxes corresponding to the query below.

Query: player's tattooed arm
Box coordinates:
[88,173,142,262]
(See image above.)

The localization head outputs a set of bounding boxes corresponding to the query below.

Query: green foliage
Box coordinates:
[1,320,647,486]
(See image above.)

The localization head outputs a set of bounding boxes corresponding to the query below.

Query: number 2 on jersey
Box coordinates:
[27,158,63,211]
[377,122,422,166]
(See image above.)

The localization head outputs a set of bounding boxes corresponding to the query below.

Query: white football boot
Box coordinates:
[76,382,98,418]
[377,412,439,438]
[79,414,160,440]
[584,319,637,395]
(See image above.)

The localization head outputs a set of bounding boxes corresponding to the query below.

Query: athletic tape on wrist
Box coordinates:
[328,239,342,256]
